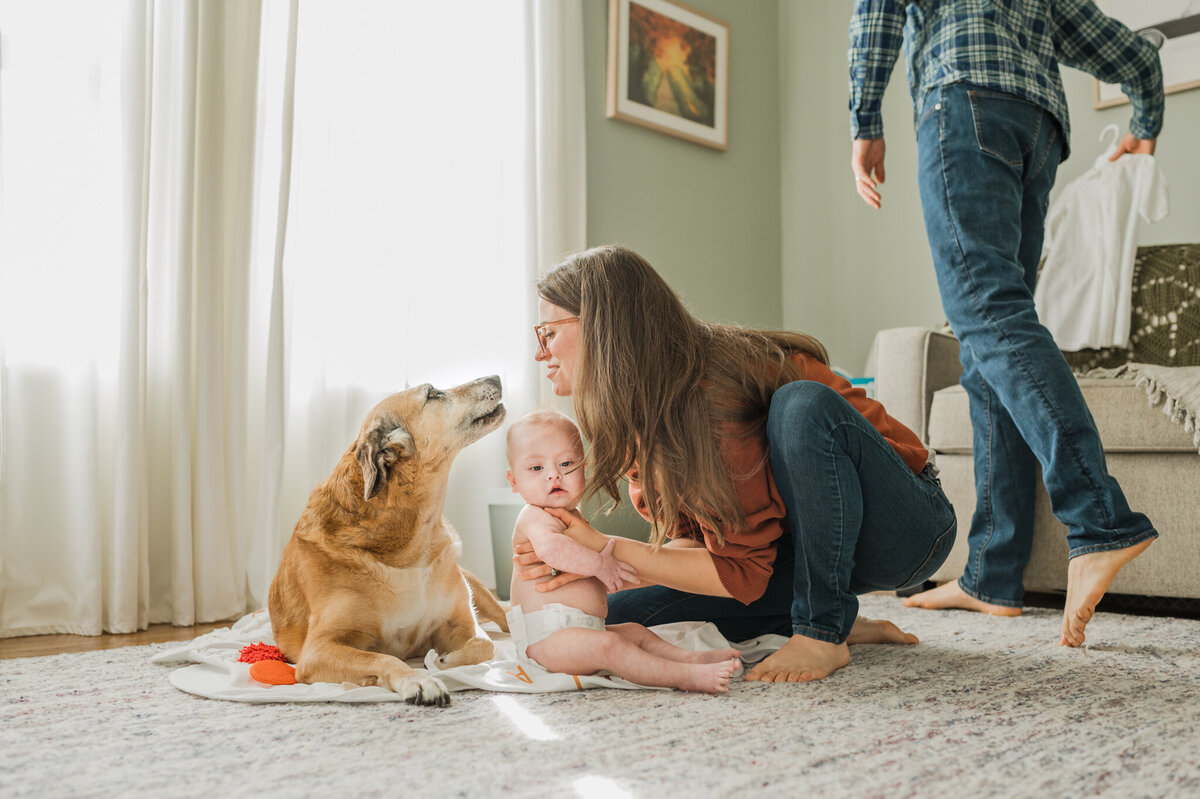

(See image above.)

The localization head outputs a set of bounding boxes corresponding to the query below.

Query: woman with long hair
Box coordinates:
[518,245,956,681]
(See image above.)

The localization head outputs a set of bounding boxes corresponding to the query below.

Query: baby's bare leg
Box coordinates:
[526,628,738,694]
[606,622,742,665]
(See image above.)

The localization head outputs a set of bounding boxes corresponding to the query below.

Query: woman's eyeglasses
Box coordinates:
[534,317,579,356]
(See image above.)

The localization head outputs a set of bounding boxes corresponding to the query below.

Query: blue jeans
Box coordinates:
[607,381,957,644]
[916,83,1157,607]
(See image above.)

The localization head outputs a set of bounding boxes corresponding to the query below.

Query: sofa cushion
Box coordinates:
[930,449,1200,595]
[928,377,1198,453]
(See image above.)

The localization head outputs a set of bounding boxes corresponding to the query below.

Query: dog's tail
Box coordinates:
[462,569,510,633]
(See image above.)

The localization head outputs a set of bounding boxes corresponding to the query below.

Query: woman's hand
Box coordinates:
[513,507,611,592]
[512,541,586,590]
[539,507,636,592]
[591,539,639,593]
[512,530,637,592]
[541,507,606,548]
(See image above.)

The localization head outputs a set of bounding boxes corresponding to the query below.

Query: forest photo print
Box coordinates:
[606,0,729,150]
[626,1,717,127]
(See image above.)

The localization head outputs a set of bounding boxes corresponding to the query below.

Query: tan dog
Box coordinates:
[268,375,509,706]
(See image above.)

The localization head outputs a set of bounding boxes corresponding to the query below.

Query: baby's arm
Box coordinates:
[516,505,637,592]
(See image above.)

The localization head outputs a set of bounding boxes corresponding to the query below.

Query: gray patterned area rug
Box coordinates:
[3,594,1199,798]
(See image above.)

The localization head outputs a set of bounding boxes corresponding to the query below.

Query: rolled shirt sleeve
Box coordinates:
[627,453,780,605]
[848,0,907,139]
[698,434,784,604]
[1053,0,1164,140]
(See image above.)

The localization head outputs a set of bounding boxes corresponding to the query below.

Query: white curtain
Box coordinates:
[0,0,585,637]
[531,0,588,413]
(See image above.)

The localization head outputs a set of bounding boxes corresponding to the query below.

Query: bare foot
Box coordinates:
[846,616,919,645]
[902,581,1022,616]
[744,635,850,683]
[678,647,743,665]
[1062,537,1155,647]
[677,658,739,693]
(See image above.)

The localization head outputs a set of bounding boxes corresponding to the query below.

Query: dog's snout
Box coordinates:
[470,375,501,401]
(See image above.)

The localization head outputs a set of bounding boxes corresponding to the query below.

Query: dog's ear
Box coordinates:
[354,417,415,500]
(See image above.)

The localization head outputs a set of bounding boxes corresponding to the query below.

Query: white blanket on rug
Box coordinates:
[151,609,781,703]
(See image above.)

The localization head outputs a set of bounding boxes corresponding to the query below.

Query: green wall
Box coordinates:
[582,0,783,330]
[779,1,941,374]
[581,0,783,539]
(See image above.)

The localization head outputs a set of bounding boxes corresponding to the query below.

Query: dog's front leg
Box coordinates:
[299,640,450,706]
[431,607,495,669]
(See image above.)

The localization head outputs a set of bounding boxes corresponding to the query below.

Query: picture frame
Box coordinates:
[606,0,729,151]
[1093,0,1200,109]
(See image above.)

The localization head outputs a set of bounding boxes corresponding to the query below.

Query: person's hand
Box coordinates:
[1109,132,1156,161]
[512,541,586,590]
[541,507,603,546]
[591,539,639,593]
[536,507,610,592]
[851,137,886,209]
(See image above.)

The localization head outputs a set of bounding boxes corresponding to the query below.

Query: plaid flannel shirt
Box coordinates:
[848,0,1164,159]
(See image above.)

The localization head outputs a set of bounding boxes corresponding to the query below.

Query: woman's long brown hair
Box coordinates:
[537,245,828,547]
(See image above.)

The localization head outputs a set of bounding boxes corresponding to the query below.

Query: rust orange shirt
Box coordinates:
[627,353,928,605]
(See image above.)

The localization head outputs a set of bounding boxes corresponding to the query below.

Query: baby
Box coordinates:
[505,409,740,693]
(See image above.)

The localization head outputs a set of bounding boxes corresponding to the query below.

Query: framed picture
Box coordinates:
[606,0,729,151]
[1093,0,1200,109]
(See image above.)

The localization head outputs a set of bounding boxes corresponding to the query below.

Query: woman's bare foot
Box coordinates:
[744,635,850,683]
[846,616,919,645]
[1062,537,1155,647]
[902,581,1022,616]
[677,658,739,693]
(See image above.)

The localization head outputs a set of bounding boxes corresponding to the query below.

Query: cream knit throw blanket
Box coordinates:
[1097,363,1200,454]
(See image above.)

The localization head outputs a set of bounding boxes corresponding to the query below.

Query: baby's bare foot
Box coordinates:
[1062,537,1155,647]
[744,635,850,683]
[678,658,739,693]
[903,581,1021,616]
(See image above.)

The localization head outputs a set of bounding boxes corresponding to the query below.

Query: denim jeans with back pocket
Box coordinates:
[916,82,1157,607]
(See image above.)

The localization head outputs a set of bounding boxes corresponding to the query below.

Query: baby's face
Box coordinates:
[506,423,586,509]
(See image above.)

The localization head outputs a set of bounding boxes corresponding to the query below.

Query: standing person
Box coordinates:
[514,245,958,683]
[847,0,1163,646]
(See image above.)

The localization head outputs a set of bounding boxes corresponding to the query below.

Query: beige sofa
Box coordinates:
[872,326,1200,599]
[873,244,1200,600]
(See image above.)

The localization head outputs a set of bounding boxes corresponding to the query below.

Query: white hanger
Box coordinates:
[1098,123,1120,154]
[1091,123,1123,168]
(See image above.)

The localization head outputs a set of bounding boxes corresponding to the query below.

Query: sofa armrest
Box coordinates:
[869,327,962,444]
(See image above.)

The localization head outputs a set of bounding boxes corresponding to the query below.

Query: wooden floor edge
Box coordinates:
[0,621,234,660]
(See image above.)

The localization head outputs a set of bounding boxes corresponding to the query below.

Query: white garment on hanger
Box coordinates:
[1034,125,1169,351]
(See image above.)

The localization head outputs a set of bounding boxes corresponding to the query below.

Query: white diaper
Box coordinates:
[506,603,607,669]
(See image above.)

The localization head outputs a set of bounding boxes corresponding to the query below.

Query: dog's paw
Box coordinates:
[394,674,450,707]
